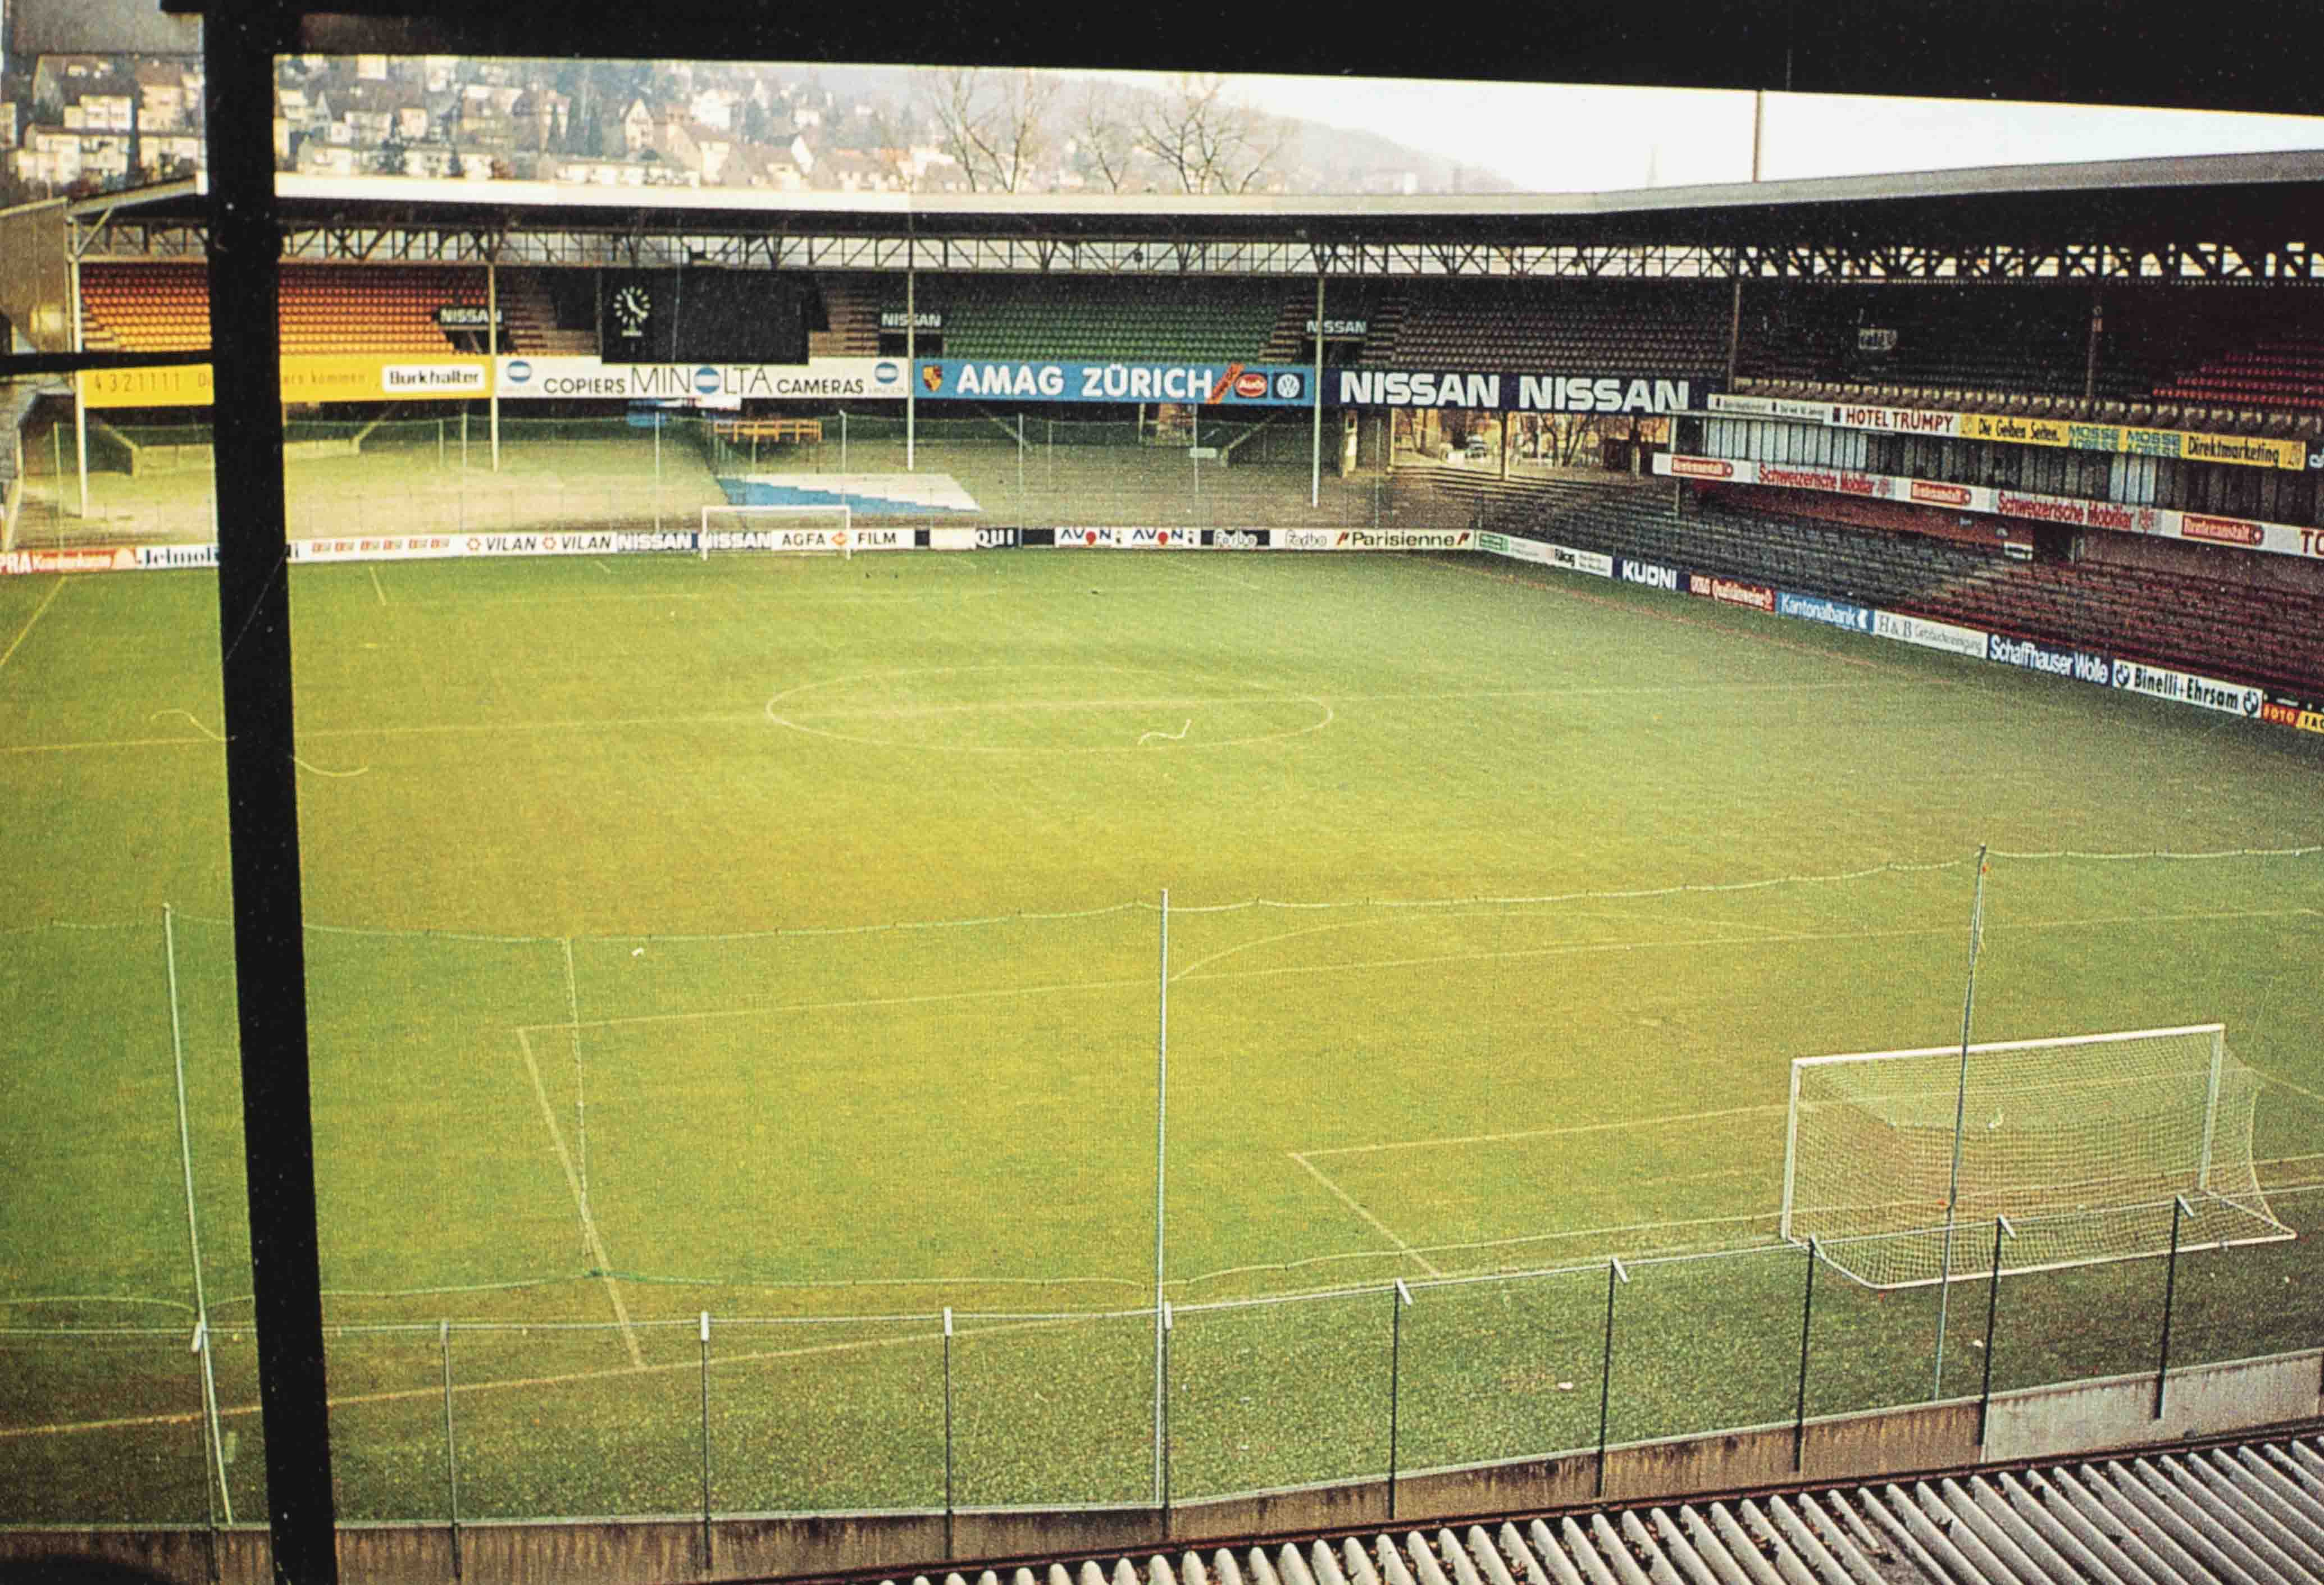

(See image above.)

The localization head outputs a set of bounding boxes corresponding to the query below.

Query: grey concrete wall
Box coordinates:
[1174,1479,1395,1544]
[1985,1350,2324,1463]
[8,1351,2317,1583]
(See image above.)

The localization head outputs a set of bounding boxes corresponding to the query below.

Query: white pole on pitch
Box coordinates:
[563,935,590,1254]
[1933,844,1991,1400]
[166,905,234,1524]
[1310,273,1324,508]
[68,239,89,518]
[487,256,501,473]
[1151,887,1169,1506]
[905,267,917,473]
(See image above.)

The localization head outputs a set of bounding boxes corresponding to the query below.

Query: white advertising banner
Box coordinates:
[494,355,909,404]
[1656,454,2324,563]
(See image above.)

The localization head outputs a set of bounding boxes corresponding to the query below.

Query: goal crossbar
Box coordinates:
[1780,1022,2290,1289]
[698,503,854,559]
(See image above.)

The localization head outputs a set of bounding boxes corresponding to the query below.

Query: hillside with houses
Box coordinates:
[1,53,1515,204]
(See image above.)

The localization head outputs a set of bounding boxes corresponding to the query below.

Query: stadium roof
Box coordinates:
[849,1435,2324,1585]
[65,148,2324,261]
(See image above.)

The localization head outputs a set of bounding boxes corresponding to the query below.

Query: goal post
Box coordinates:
[698,503,853,560]
[1780,1023,2291,1289]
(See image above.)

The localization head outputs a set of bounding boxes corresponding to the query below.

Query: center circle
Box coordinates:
[763,664,1334,753]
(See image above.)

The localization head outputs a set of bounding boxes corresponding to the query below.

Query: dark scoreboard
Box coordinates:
[599,270,821,363]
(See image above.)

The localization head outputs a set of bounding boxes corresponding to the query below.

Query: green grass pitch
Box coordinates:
[2,545,2320,1524]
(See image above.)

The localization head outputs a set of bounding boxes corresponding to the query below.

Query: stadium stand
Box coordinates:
[929,275,1287,362]
[78,262,527,355]
[1409,464,2324,697]
[1732,284,2324,438]
[812,272,886,357]
[1361,281,1729,373]
[847,1433,2324,1585]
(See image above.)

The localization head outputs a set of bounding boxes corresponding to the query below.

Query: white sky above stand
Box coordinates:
[1061,68,2324,192]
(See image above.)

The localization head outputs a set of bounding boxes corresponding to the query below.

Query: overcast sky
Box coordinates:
[1069,69,2324,191]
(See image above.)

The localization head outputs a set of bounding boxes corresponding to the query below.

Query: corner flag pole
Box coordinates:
[1933,844,1990,1399]
[166,905,234,1524]
[1152,887,1169,1506]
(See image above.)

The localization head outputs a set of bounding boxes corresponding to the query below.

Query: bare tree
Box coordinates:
[918,67,1056,192]
[1137,74,1289,194]
[1069,81,1140,193]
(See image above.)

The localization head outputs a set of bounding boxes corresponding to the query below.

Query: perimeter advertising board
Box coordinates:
[1655,453,2324,563]
[1334,369,1706,413]
[916,360,1309,405]
[1706,393,2311,471]
[80,355,492,408]
[495,357,908,403]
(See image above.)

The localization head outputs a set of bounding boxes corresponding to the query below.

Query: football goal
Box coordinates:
[698,503,853,559]
[1781,1023,2291,1289]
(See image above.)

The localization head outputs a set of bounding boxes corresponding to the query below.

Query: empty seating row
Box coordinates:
[1404,464,2324,696]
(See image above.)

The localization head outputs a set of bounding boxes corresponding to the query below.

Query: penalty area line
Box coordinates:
[516,1027,644,1369]
[1286,1150,1444,1277]
[1300,1101,1790,1160]
[0,575,67,676]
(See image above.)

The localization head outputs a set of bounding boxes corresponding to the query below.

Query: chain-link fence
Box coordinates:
[10,1193,2321,1525]
[9,410,1403,549]
[8,844,2322,1524]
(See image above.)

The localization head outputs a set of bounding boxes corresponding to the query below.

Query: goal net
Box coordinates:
[698,504,853,559]
[1780,1024,2290,1289]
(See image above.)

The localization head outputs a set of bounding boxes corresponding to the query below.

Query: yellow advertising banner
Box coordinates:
[1957,410,2307,471]
[80,356,494,409]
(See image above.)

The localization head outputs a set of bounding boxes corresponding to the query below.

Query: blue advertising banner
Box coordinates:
[1988,632,2112,686]
[1776,590,1875,633]
[915,359,1310,405]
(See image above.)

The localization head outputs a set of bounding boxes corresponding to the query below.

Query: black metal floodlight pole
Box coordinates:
[202,2,338,1579]
[2154,1195,2194,1420]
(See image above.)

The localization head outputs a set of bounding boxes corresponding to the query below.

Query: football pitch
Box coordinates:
[3,545,2321,1524]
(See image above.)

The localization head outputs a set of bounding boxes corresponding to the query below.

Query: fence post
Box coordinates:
[1976,1216,2012,1446]
[699,1312,713,1573]
[942,1308,954,1559]
[1159,1301,1174,1540]
[1388,1279,1412,1522]
[193,1325,220,1583]
[2154,1195,2192,1420]
[1595,1258,1627,1500]
[1792,1239,1817,1473]
[441,1319,460,1582]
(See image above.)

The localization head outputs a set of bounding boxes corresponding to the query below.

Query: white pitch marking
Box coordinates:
[516,1027,645,1369]
[1138,719,1192,745]
[368,566,388,607]
[1298,1102,1791,1160]
[1287,1152,1444,1277]
[514,905,2312,1040]
[0,575,67,677]
[148,709,370,779]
